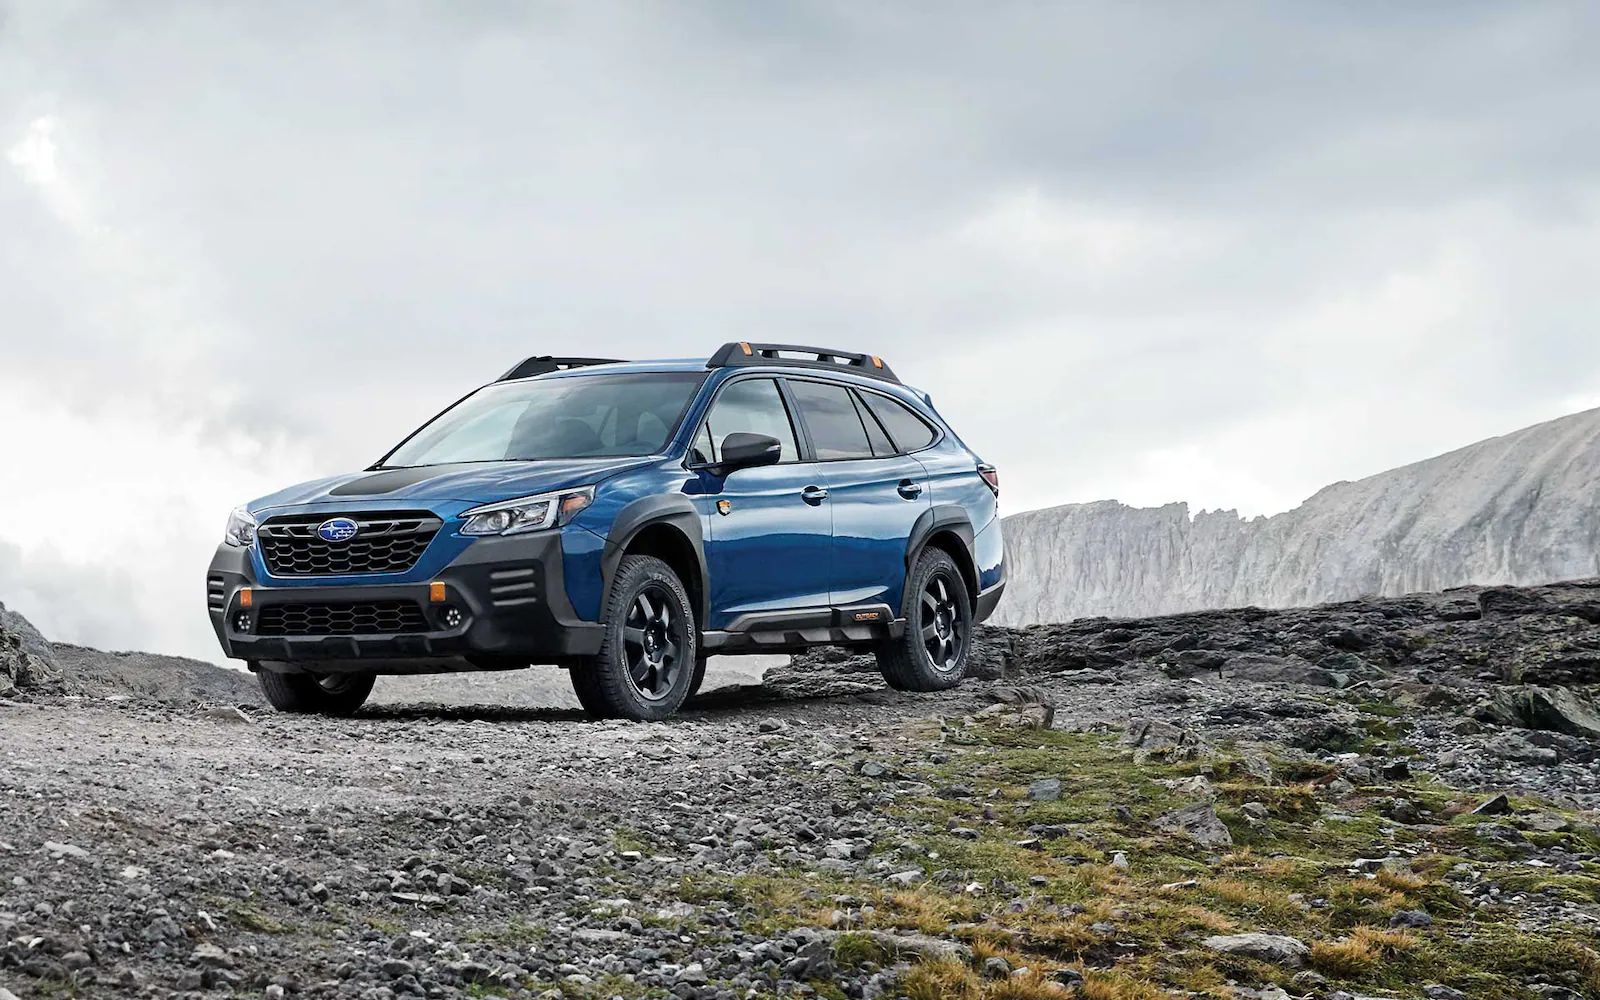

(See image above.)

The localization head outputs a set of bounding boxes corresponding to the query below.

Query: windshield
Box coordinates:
[381,372,707,467]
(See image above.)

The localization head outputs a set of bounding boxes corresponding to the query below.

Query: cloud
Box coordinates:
[1,1,1598,657]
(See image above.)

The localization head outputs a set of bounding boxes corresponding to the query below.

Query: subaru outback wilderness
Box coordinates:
[208,343,1005,720]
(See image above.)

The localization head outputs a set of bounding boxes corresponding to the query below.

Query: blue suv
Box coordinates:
[207,343,1006,720]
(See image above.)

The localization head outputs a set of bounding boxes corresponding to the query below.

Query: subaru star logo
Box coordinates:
[317,517,359,543]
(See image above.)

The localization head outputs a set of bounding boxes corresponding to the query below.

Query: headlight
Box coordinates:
[224,507,258,547]
[460,486,595,537]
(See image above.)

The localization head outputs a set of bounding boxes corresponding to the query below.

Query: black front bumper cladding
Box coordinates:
[206,532,604,675]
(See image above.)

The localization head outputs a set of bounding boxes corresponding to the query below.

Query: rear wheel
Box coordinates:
[257,668,375,716]
[571,555,698,721]
[875,548,973,692]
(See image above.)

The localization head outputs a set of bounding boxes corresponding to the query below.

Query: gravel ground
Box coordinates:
[4,582,1600,999]
[0,681,1006,1000]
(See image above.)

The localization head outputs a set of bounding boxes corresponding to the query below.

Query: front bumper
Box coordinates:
[206,531,604,674]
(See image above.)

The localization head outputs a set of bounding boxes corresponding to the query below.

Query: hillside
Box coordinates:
[996,407,1600,625]
[3,581,1600,999]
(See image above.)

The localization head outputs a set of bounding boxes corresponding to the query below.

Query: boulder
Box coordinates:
[1478,685,1600,740]
[978,687,1055,729]
[1122,718,1206,753]
[1153,802,1233,847]
[1223,653,1344,688]
[967,625,1015,680]
[1201,932,1310,968]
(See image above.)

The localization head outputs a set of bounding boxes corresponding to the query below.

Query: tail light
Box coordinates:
[978,463,999,498]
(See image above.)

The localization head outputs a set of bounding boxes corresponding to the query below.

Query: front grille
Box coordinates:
[257,512,442,576]
[255,601,429,637]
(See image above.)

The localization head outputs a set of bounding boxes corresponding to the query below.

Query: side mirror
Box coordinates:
[707,433,781,476]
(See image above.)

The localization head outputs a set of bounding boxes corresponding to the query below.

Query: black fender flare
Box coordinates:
[904,505,979,606]
[598,495,709,628]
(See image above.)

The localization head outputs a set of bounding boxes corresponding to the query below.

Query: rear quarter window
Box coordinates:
[860,392,938,453]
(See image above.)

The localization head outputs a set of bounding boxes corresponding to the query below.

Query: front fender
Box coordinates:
[568,491,707,626]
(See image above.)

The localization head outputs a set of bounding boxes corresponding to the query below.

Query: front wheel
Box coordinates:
[257,668,375,716]
[570,555,698,721]
[875,548,973,692]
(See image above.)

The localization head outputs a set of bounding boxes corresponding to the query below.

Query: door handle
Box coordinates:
[897,480,924,499]
[800,485,829,505]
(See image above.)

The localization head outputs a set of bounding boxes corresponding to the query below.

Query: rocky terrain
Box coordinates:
[3,584,1600,1000]
[997,407,1600,625]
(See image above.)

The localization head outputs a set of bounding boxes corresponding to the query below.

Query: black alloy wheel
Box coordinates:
[874,547,973,692]
[622,584,685,702]
[571,554,698,721]
[920,572,965,673]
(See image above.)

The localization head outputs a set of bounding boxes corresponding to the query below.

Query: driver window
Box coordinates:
[701,378,800,463]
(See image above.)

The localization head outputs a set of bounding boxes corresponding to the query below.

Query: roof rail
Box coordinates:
[497,356,626,382]
[706,342,899,384]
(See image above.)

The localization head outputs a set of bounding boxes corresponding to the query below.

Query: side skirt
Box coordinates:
[702,603,903,655]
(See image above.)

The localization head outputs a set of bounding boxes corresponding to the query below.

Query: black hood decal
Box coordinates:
[329,464,484,496]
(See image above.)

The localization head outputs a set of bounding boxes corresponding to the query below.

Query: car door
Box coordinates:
[784,378,931,615]
[690,377,834,627]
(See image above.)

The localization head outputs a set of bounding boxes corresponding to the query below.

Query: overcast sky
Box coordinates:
[3,1,1599,662]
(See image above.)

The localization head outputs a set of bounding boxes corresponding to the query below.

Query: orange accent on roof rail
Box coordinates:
[739,342,753,356]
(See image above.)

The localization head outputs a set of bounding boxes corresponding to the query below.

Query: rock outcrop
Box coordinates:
[0,599,256,703]
[996,406,1600,625]
[0,601,61,694]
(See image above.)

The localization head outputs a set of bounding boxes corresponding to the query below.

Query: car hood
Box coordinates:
[250,457,656,513]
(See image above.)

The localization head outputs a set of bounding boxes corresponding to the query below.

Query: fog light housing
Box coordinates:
[233,611,252,633]
[441,606,464,629]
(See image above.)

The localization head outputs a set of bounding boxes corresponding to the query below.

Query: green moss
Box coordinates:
[664,723,1600,1000]
[225,903,295,934]
[1456,931,1600,992]
[834,931,893,967]
[463,918,548,945]
[1493,870,1600,904]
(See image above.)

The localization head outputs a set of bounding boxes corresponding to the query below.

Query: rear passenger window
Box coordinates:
[861,392,937,453]
[788,381,874,460]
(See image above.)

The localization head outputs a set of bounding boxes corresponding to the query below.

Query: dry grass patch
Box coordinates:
[1079,970,1168,1000]
[1353,926,1423,957]
[1005,908,1106,958]
[1201,878,1305,925]
[1312,927,1423,978]
[902,957,982,1000]
[1374,868,1428,893]
[1164,903,1238,935]
[902,958,1076,1000]
[987,971,1075,1000]
[1311,936,1379,979]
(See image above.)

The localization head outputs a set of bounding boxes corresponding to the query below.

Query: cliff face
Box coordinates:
[995,407,1600,625]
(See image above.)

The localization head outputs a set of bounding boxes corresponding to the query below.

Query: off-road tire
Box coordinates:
[875,548,973,692]
[575,555,698,721]
[687,655,709,700]
[257,668,376,716]
[568,662,613,718]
